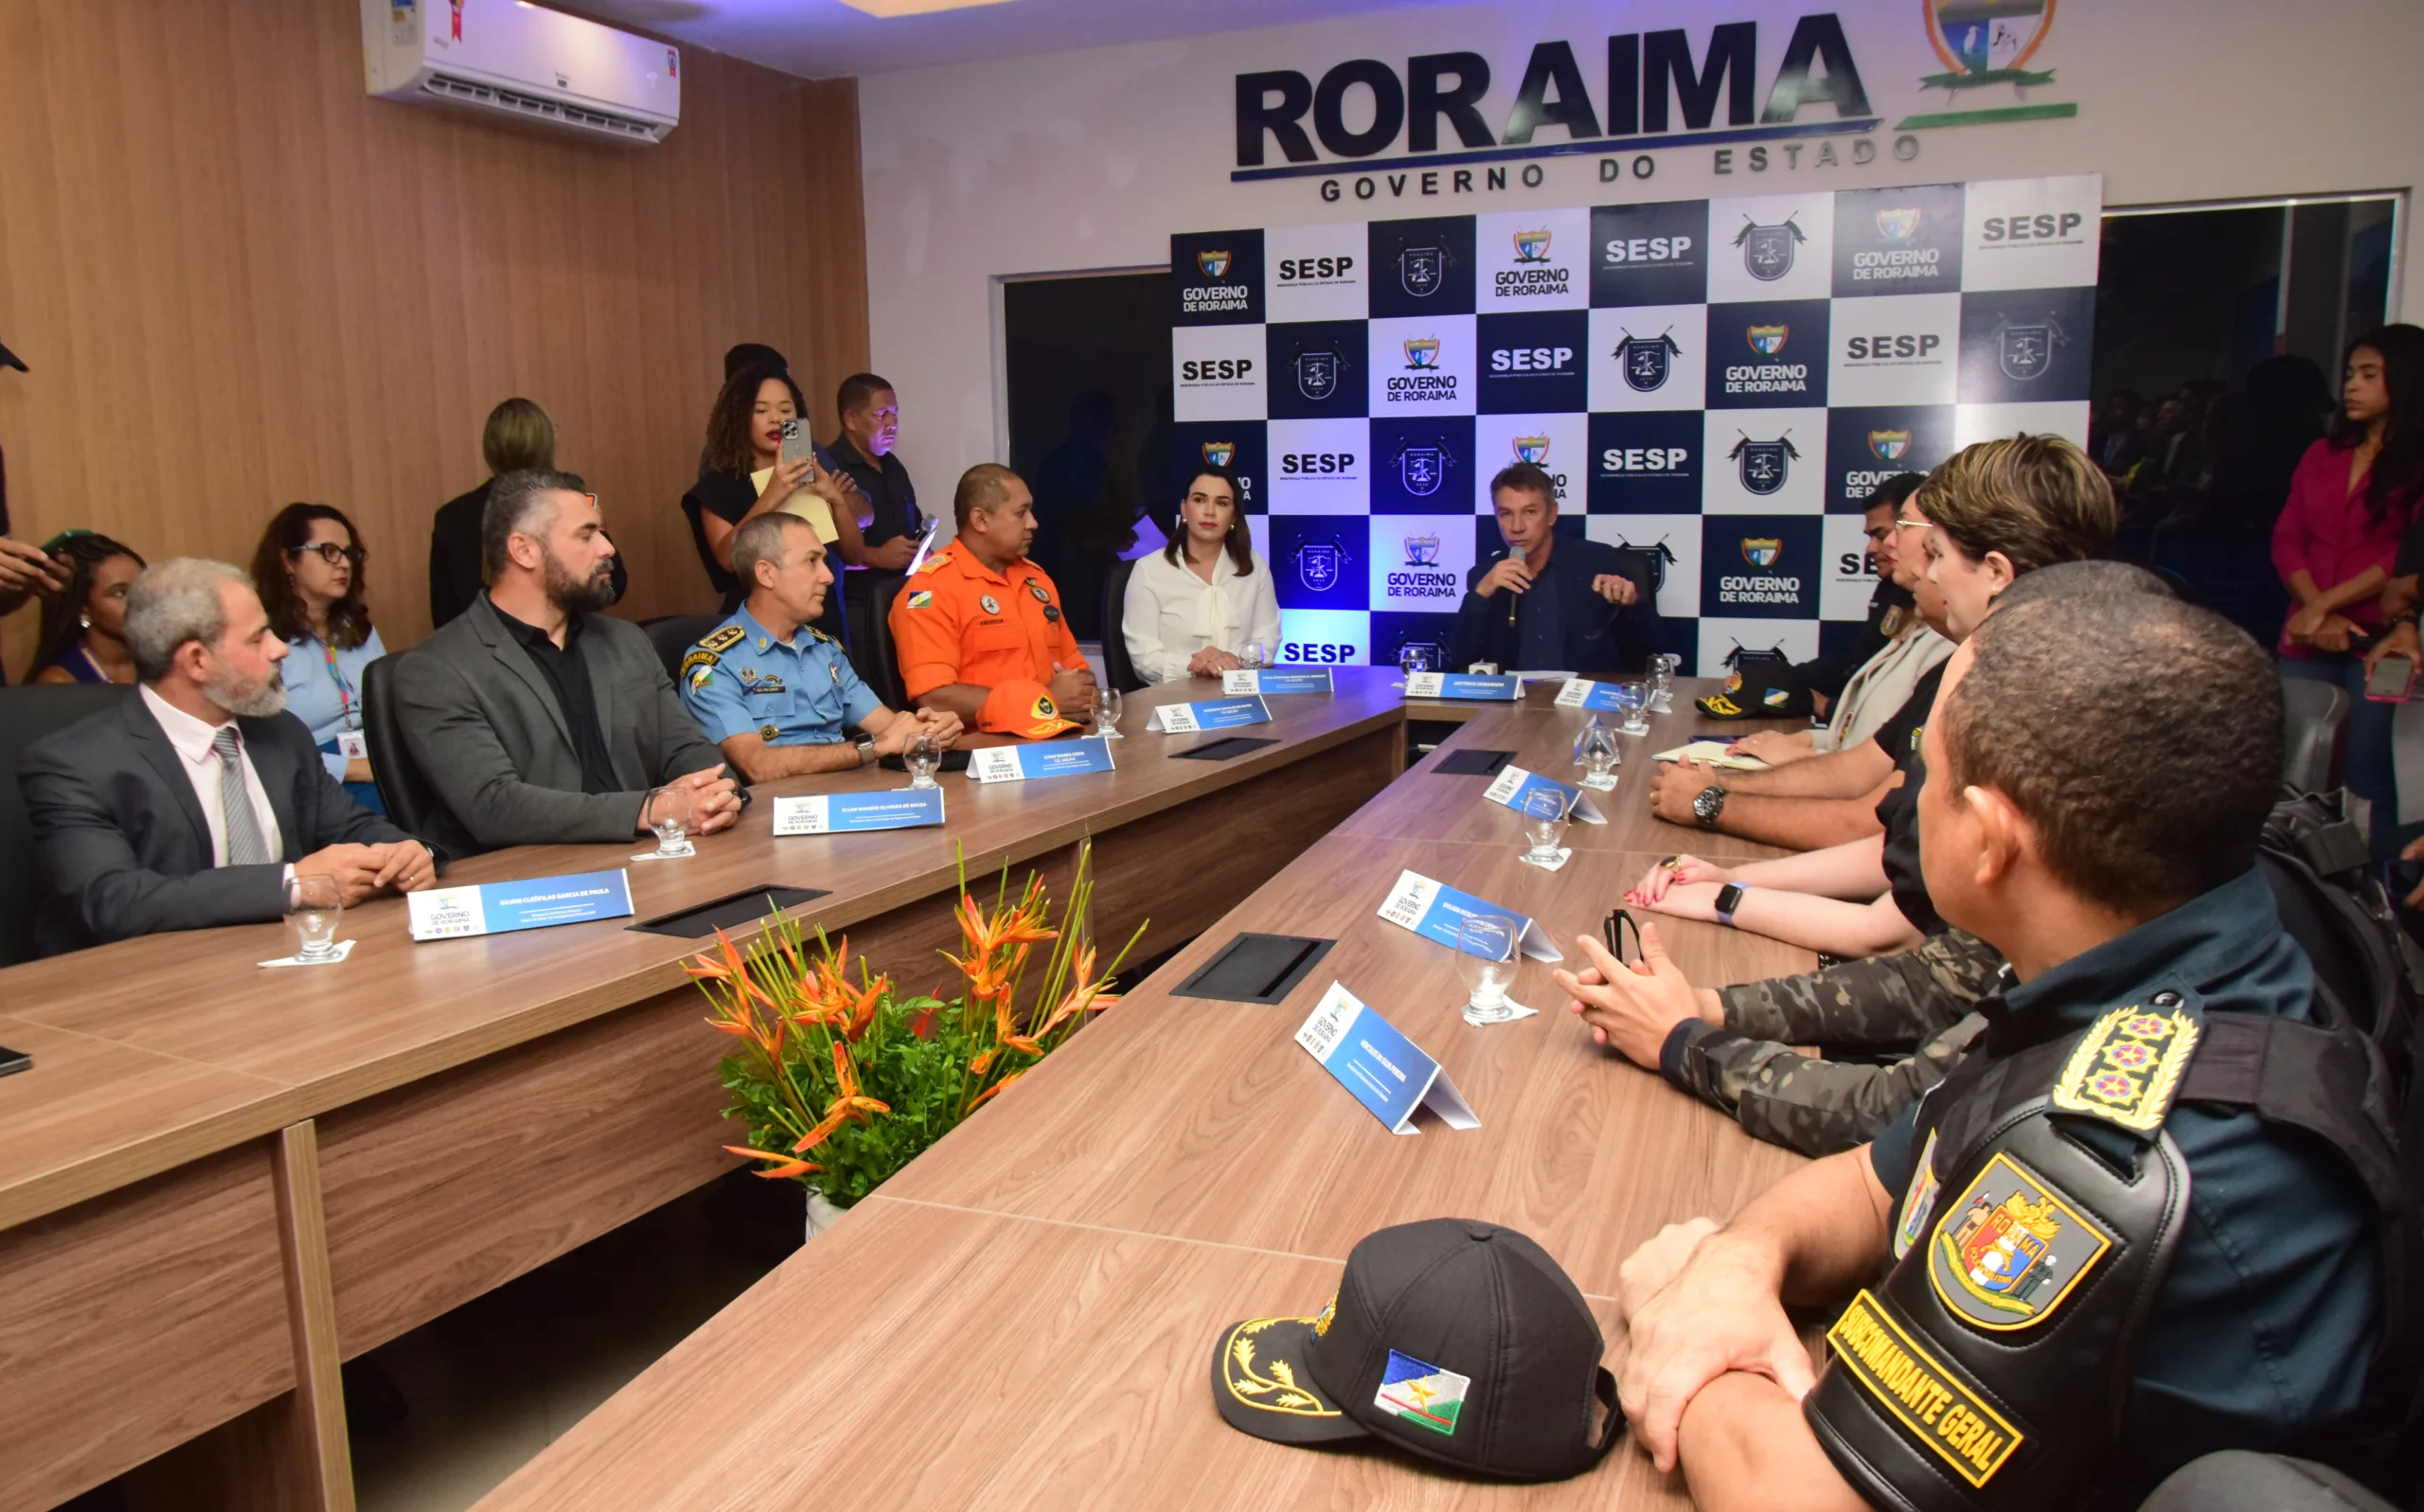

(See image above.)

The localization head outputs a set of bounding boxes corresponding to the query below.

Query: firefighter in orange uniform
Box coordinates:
[888,463,1096,738]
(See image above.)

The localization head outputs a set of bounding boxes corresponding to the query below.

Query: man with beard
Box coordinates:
[396,470,739,856]
[21,557,437,953]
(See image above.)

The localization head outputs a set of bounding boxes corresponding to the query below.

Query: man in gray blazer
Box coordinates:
[21,559,437,955]
[393,470,740,858]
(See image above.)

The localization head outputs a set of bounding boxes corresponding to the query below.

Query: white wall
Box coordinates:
[862,0,2422,500]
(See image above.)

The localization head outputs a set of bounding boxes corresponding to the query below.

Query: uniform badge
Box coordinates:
[980,594,1001,615]
[687,664,715,690]
[829,662,843,685]
[1374,1350,1469,1436]
[740,666,758,684]
[1027,582,1049,603]
[1927,1151,2113,1331]
[695,624,747,655]
[1894,1129,1940,1260]
[1044,605,1060,623]
[1880,605,1908,638]
[1762,687,1791,709]
[1826,1290,2023,1487]
[2050,1004,2200,1133]
[907,590,933,610]
[759,723,780,740]
[1033,695,1057,719]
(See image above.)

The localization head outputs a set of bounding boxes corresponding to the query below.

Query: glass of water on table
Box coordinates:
[1520,787,1570,867]
[1457,913,1523,1025]
[1612,679,1651,738]
[905,732,943,789]
[1649,653,1679,712]
[1094,685,1124,738]
[286,872,343,962]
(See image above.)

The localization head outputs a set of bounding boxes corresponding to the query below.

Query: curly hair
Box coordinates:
[32,531,147,672]
[704,362,806,478]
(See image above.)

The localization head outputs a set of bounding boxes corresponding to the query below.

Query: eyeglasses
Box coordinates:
[288,543,364,566]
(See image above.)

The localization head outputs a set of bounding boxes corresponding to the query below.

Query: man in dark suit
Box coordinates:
[1447,462,1660,675]
[394,469,740,857]
[20,558,437,954]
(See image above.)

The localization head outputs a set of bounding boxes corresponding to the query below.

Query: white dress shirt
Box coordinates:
[141,684,286,866]
[1122,546,1284,685]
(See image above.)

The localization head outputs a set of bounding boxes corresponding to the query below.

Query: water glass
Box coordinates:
[1580,722,1619,787]
[286,872,343,962]
[1239,640,1267,670]
[1613,679,1651,738]
[905,732,942,789]
[1399,643,1434,678]
[1095,685,1125,738]
[1457,913,1522,1025]
[1649,653,1679,712]
[648,784,697,859]
[1521,787,1570,866]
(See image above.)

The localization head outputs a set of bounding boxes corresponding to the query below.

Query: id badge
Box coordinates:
[337,731,370,760]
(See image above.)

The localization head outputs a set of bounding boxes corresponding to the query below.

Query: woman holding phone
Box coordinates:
[1121,465,1280,684]
[683,363,870,632]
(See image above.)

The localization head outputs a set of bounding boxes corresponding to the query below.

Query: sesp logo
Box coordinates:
[1602,234,1693,264]
[1746,325,1791,357]
[1280,451,1356,475]
[1614,328,1683,391]
[1402,337,1442,370]
[1512,228,1553,263]
[1397,445,1448,495]
[1488,345,1575,373]
[1740,537,1783,568]
[1735,215,1806,280]
[1284,641,1360,665]
[1401,532,1441,566]
[1400,245,1447,296]
[1183,358,1255,382]
[1278,256,1354,281]
[1729,432,1800,496]
[1994,316,2067,380]
[1197,249,1232,278]
[1601,445,1689,472]
[1845,332,1942,361]
[1869,429,1912,461]
[1295,349,1342,400]
[1980,212,2086,242]
[1292,537,1349,593]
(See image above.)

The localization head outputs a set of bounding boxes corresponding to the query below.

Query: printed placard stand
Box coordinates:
[966,738,1117,783]
[408,869,635,942]
[1293,980,1481,1136]
[1554,679,1637,714]
[1480,765,1607,824]
[772,790,946,835]
[1404,671,1520,702]
[1223,667,1334,696]
[1147,695,1273,734]
[1375,869,1562,962]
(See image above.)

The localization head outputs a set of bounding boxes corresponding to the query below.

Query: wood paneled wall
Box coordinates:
[0,0,867,670]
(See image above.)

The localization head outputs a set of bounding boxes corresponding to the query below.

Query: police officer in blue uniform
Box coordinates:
[680,512,959,781]
[1578,589,2408,1511]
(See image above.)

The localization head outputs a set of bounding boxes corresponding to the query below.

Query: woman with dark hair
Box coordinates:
[1120,465,1279,684]
[2273,324,2423,838]
[681,363,868,631]
[30,530,146,684]
[253,503,386,809]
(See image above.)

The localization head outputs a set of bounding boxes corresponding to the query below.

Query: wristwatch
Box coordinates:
[1691,785,1728,830]
[1713,882,1747,928]
[855,735,880,767]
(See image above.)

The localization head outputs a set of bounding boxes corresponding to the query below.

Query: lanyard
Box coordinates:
[319,639,358,728]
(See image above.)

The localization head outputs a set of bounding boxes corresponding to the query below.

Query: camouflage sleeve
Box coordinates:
[1662,1012,1989,1158]
[1715,929,2003,1048]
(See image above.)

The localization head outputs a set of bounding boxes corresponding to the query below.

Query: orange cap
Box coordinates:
[979,679,1080,738]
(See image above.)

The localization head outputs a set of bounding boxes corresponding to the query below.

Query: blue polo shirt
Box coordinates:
[1865,868,2378,1479]
[679,604,882,747]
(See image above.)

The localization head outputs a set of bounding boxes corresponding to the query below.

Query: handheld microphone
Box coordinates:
[1506,543,1527,629]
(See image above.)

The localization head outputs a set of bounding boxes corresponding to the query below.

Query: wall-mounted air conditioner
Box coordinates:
[361,0,681,146]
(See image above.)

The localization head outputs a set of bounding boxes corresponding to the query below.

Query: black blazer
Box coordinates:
[1447,537,1660,675]
[19,696,422,955]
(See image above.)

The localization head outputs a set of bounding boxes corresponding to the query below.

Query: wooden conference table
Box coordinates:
[473,682,1820,1511]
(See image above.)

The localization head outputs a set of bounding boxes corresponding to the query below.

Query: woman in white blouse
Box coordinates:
[1122,465,1282,684]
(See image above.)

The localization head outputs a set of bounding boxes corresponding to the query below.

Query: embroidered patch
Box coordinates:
[679,649,721,682]
[1763,687,1791,708]
[1311,1293,1337,1338]
[1894,1129,1940,1260]
[1699,693,1743,717]
[980,594,1002,614]
[1033,695,1058,719]
[906,590,934,610]
[1880,605,1908,638]
[1927,1151,2112,1331]
[1827,1290,2023,1487]
[1374,1350,1469,1437]
[1219,1318,1338,1418]
[2050,1005,2200,1133]
[695,624,746,655]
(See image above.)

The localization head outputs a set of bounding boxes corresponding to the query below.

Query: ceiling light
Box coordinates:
[837,0,1020,15]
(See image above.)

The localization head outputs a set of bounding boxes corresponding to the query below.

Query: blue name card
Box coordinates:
[1222,667,1333,696]
[1553,678,1636,713]
[967,737,1116,784]
[1148,694,1272,734]
[1375,869,1563,962]
[1480,764,1607,824]
[407,868,634,942]
[772,789,945,835]
[1293,980,1480,1136]
[1403,671,1520,702]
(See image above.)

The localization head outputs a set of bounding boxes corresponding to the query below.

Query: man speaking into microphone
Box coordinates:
[1448,462,1661,676]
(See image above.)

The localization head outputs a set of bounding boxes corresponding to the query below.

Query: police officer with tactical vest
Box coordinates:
[1563,589,2414,1509]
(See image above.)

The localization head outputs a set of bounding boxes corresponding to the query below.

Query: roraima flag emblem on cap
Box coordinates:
[1875,207,1923,242]
[1197,249,1232,278]
[1398,445,1447,496]
[1729,432,1800,496]
[1402,337,1441,370]
[1201,440,1236,468]
[1512,228,1553,263]
[1995,316,2068,381]
[1614,329,1683,391]
[1295,349,1342,400]
[1740,537,1783,568]
[1293,537,1347,592]
[1512,436,1550,465]
[1869,430,1913,461]
[1402,532,1442,566]
[1735,214,1806,280]
[1399,245,1446,296]
[1746,325,1791,358]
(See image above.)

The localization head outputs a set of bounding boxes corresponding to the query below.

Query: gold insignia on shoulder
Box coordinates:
[1926,1151,2113,1333]
[2050,1005,2200,1133]
[695,624,747,655]
[807,627,837,645]
[679,648,722,681]
[917,550,952,575]
[1827,1290,2023,1487]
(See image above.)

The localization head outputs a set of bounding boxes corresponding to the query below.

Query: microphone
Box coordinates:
[1506,543,1527,629]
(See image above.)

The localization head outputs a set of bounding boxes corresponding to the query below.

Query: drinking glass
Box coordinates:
[1613,680,1651,738]
[905,732,942,789]
[1649,653,1679,713]
[1521,787,1570,867]
[1399,643,1434,679]
[1095,685,1124,738]
[648,784,697,859]
[1239,640,1267,670]
[1457,913,1522,1025]
[286,873,343,962]
[1579,722,1619,788]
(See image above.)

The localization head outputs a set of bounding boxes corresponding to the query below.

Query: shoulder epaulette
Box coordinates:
[806,626,838,646]
[692,623,746,655]
[918,549,954,575]
[2049,1003,2201,1134]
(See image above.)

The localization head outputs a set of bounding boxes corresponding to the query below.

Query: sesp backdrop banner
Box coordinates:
[1169,173,2100,672]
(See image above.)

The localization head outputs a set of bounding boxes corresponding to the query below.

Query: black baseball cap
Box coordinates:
[1210,1218,1621,1481]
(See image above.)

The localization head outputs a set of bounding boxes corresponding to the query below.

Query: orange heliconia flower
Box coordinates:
[967,1070,1024,1112]
[723,1144,823,1181]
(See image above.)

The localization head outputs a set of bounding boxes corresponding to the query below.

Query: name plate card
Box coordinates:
[1222,667,1333,695]
[408,868,633,942]
[1148,695,1272,734]
[966,738,1116,784]
[1293,980,1480,1136]
[1481,765,1608,824]
[1375,869,1563,962]
[772,790,945,835]
[1553,679,1633,713]
[1404,671,1520,702]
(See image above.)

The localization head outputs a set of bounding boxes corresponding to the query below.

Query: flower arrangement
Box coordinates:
[689,843,1141,1208]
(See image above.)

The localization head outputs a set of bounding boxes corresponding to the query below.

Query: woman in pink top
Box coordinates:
[2272,323,2422,842]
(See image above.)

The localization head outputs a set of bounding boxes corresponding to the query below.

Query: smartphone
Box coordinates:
[0,1044,30,1078]
[778,418,814,471]
[902,514,942,576]
[2367,654,2415,702]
